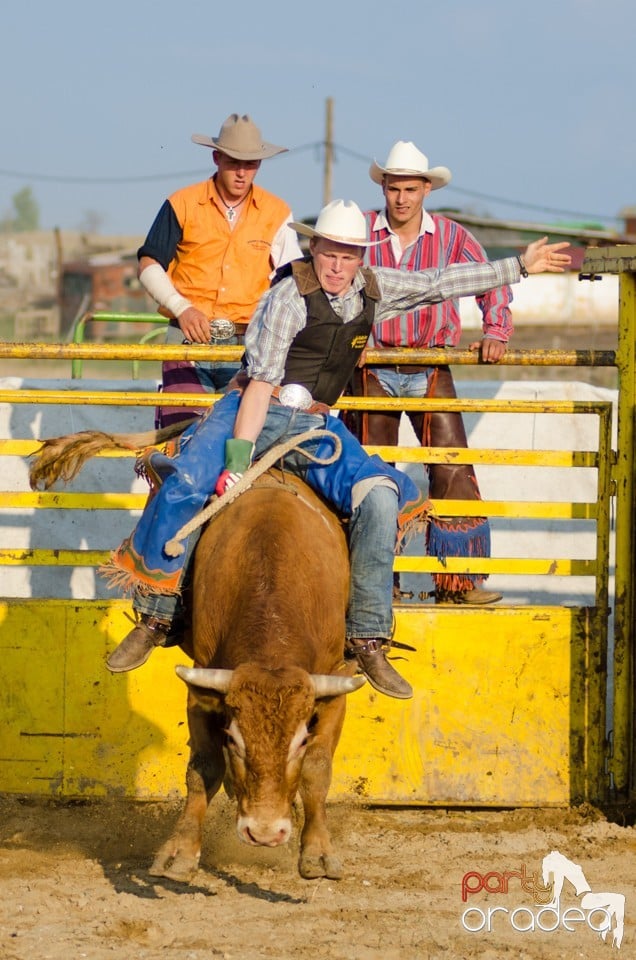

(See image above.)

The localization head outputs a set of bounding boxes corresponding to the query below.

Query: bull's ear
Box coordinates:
[175,665,233,694]
[310,674,366,698]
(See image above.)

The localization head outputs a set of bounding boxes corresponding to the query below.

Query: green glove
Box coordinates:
[224,438,254,473]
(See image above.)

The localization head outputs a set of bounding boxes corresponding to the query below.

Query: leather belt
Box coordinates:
[270,386,330,416]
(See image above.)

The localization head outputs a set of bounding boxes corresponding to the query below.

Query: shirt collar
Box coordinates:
[373,207,436,238]
[204,176,259,209]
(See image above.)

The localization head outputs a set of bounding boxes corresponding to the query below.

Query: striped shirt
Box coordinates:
[364,209,513,348]
[245,257,520,385]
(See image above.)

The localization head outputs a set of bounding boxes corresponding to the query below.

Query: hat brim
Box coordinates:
[369,161,452,190]
[289,221,389,247]
[191,134,287,160]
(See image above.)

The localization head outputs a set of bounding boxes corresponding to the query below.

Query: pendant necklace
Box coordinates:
[218,191,248,223]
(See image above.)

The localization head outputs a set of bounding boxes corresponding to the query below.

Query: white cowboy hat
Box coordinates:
[289,199,388,247]
[191,114,287,160]
[369,140,452,190]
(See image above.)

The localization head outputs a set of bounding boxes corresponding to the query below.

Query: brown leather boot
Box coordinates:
[106,615,172,673]
[345,638,413,699]
[436,586,503,605]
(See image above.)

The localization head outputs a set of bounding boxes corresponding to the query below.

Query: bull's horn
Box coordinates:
[310,674,366,698]
[175,665,233,693]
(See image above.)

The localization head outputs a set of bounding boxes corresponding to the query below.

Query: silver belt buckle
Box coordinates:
[209,318,236,342]
[277,383,314,411]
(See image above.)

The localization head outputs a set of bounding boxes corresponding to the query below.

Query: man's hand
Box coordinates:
[521,237,571,275]
[178,306,214,343]
[214,438,255,496]
[215,469,243,496]
[468,339,507,363]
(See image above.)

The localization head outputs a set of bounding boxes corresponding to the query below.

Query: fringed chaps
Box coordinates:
[350,365,491,591]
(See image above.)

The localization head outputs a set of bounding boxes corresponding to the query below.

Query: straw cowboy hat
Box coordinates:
[369,141,452,190]
[290,200,388,247]
[191,114,287,160]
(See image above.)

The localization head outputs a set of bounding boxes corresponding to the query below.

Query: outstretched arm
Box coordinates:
[374,241,572,326]
[470,237,570,361]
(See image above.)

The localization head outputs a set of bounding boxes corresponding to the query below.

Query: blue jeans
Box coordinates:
[163,322,241,392]
[374,366,434,400]
[134,400,401,641]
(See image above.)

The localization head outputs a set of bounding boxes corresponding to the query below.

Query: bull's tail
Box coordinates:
[29,418,197,491]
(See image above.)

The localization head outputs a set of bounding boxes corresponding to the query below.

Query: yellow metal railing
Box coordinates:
[581,245,636,802]
[0,350,615,603]
[0,315,632,803]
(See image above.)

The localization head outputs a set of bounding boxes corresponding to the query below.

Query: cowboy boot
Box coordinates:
[345,638,413,699]
[106,614,172,673]
[436,586,503,605]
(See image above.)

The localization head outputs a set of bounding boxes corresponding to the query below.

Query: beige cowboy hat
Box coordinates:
[289,199,388,247]
[369,140,452,190]
[191,113,287,160]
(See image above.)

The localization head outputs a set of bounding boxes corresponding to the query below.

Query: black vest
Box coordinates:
[279,258,380,406]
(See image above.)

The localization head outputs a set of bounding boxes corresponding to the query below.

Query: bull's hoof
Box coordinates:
[299,852,343,880]
[149,851,199,883]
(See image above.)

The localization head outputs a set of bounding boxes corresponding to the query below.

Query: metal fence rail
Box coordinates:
[0,289,632,803]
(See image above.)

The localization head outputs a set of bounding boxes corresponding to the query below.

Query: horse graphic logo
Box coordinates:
[542,850,625,949]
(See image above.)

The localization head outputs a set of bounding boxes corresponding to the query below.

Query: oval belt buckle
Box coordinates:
[277,383,314,411]
[209,318,236,342]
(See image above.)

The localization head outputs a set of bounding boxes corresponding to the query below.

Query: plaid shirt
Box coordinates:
[245,257,519,385]
[364,209,513,348]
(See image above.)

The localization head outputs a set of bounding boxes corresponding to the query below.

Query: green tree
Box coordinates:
[11,186,40,231]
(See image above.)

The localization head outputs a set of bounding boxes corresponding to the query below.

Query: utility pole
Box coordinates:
[323,97,334,206]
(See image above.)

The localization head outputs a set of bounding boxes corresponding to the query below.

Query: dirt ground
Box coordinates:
[1,794,634,960]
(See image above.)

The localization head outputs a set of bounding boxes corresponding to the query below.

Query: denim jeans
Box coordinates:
[163,322,241,393]
[134,400,400,640]
[374,366,434,400]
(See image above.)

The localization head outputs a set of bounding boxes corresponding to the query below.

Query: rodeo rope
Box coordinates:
[164,428,342,558]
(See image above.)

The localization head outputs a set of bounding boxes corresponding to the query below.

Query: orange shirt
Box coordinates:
[167,179,292,324]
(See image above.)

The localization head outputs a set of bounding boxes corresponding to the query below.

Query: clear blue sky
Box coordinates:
[3,0,633,236]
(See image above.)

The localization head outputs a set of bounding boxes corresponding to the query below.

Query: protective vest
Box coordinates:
[280,258,380,406]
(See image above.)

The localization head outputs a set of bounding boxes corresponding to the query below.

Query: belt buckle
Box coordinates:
[209,318,236,342]
[277,383,314,411]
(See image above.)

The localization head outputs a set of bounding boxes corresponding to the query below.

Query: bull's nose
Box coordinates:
[237,816,291,847]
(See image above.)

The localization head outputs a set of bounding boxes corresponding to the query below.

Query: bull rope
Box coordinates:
[164,428,342,558]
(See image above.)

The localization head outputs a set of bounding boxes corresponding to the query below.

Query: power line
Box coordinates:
[331,143,620,225]
[0,139,622,225]
[0,144,319,186]
[437,186,619,225]
[0,167,211,184]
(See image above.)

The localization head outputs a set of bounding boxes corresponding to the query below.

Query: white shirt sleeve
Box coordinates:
[270,214,304,271]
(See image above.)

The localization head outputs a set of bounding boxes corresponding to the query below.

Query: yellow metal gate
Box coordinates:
[0,247,633,806]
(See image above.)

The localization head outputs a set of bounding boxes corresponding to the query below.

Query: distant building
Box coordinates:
[59,252,155,335]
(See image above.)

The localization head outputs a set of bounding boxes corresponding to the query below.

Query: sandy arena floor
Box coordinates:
[1,794,634,959]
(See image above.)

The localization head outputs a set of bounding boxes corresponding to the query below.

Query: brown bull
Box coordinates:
[149,471,365,883]
[29,427,364,880]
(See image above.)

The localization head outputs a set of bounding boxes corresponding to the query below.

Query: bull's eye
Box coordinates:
[224,722,246,759]
[307,713,319,732]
